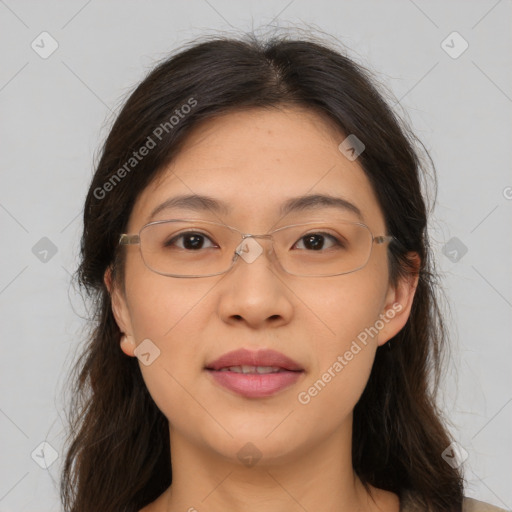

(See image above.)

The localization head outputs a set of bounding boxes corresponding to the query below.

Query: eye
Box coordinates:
[293,232,345,251]
[164,231,218,251]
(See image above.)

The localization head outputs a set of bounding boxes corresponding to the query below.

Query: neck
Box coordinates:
[158,421,396,512]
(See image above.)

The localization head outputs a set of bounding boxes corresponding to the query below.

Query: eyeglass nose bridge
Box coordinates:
[233,232,277,266]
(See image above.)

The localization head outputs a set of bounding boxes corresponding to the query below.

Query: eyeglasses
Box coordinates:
[119,218,396,278]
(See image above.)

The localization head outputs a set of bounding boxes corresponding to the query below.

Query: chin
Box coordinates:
[198,418,310,465]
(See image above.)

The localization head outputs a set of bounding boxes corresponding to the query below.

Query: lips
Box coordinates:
[205,348,303,372]
[205,348,304,398]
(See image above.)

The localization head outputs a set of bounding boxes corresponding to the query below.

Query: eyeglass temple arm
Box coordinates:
[374,235,396,245]
[119,234,140,245]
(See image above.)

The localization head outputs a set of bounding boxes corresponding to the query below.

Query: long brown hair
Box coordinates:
[60,29,464,512]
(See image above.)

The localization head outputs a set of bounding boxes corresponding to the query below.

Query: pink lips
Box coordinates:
[205,348,304,398]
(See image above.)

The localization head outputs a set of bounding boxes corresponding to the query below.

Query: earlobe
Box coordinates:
[120,334,136,357]
[377,252,420,346]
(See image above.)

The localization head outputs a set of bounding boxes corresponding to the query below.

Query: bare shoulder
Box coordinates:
[463,497,510,512]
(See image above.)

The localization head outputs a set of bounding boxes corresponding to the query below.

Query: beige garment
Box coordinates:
[463,497,510,512]
[399,491,510,511]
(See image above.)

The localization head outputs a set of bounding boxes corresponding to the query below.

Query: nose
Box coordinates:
[216,236,294,329]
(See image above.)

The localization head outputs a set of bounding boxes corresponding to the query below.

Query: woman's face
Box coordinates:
[109,107,415,466]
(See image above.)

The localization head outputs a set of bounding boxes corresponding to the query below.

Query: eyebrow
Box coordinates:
[148,193,364,222]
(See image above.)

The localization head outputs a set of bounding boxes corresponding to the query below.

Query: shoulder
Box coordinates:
[400,491,509,512]
[463,497,510,512]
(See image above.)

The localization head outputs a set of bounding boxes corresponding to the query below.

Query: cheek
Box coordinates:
[123,267,220,426]
[124,254,213,341]
[293,269,387,418]
[298,265,388,349]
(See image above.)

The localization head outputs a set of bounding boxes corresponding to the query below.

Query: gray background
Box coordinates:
[0,1,511,510]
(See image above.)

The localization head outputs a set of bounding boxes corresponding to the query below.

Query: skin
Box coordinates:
[106,107,419,512]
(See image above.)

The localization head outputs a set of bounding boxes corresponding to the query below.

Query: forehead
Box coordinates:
[129,107,386,232]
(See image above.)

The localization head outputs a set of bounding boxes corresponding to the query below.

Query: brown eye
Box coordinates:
[293,233,343,251]
[165,232,217,250]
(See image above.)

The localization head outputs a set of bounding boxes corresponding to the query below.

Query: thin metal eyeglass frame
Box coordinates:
[118,218,397,278]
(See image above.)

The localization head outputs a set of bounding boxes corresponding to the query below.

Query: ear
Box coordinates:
[104,266,136,357]
[377,252,420,347]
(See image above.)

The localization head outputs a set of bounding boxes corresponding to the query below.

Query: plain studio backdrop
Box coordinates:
[0,1,511,511]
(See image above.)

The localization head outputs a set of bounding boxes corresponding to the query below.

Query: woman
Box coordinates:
[60,32,507,512]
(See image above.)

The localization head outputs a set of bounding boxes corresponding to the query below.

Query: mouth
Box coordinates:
[215,365,298,374]
[205,348,304,398]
